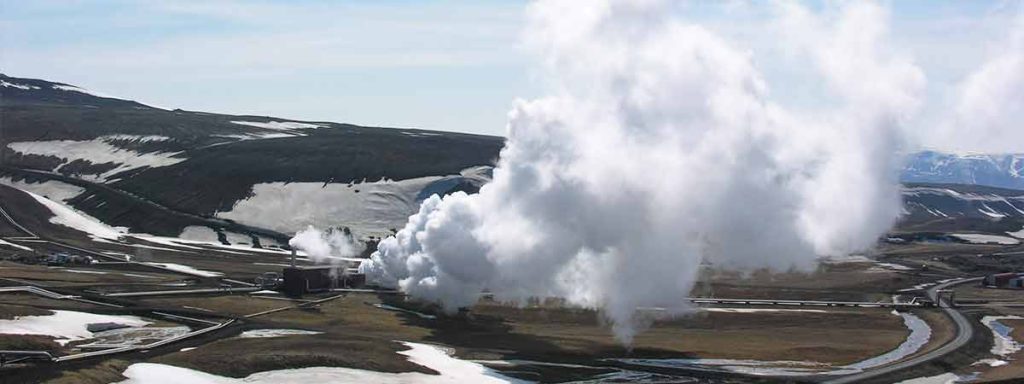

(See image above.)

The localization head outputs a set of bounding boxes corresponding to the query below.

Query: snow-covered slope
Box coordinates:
[902,151,1024,190]
[20,73,1024,239]
[23,189,127,240]
[7,136,186,181]
[1,74,503,239]
[1,73,152,109]
[0,177,84,202]
[219,167,491,237]
[899,183,1024,234]
[901,185,1024,220]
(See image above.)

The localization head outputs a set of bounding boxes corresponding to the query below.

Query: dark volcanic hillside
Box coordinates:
[4,74,1022,243]
[114,127,502,215]
[1,74,504,239]
[899,183,1024,234]
[1,74,148,109]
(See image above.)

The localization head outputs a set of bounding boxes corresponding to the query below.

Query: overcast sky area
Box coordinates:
[1,0,1021,146]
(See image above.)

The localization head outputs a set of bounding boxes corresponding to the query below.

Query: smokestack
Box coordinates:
[290,249,296,267]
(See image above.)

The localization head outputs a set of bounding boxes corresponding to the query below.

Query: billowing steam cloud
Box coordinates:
[362,0,923,343]
[289,226,364,263]
[932,6,1024,153]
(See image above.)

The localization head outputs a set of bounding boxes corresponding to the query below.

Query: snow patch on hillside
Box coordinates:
[1,80,40,90]
[903,187,1024,202]
[237,329,322,339]
[979,204,1007,218]
[12,187,285,264]
[225,232,253,245]
[51,84,120,99]
[401,131,444,137]
[1008,227,1024,239]
[116,341,523,383]
[878,262,913,271]
[218,176,446,237]
[78,326,190,349]
[230,120,322,130]
[25,190,125,240]
[7,137,185,181]
[951,233,1021,245]
[0,177,84,202]
[902,186,1024,220]
[135,233,292,256]
[102,135,172,143]
[140,262,223,277]
[0,310,150,346]
[212,132,299,141]
[178,226,220,243]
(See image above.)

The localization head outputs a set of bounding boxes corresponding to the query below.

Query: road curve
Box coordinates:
[824,277,983,384]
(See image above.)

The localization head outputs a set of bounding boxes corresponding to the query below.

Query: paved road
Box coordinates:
[824,277,983,384]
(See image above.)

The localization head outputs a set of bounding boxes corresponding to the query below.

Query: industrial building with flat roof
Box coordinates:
[280,250,366,296]
[983,272,1024,289]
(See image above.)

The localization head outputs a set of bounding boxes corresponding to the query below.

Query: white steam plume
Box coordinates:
[362,0,922,343]
[931,6,1024,153]
[289,226,364,263]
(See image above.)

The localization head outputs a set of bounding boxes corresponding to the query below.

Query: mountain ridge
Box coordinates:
[3,74,1022,239]
[1,74,503,239]
[901,150,1024,191]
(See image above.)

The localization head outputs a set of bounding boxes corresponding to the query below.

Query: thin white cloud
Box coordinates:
[5,2,523,73]
[3,1,1022,142]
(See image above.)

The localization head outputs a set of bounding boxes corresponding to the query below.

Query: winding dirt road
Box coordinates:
[825,277,983,384]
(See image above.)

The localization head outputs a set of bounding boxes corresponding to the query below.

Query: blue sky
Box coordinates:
[1,1,1020,137]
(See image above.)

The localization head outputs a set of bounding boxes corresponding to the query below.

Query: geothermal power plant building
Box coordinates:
[281,250,366,296]
[282,266,365,296]
[983,272,1024,289]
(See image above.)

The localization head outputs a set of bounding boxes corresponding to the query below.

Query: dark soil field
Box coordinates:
[123,292,911,381]
[1,210,1003,384]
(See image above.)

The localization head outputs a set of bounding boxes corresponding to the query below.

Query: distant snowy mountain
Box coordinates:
[902,151,1024,190]
[899,183,1024,234]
